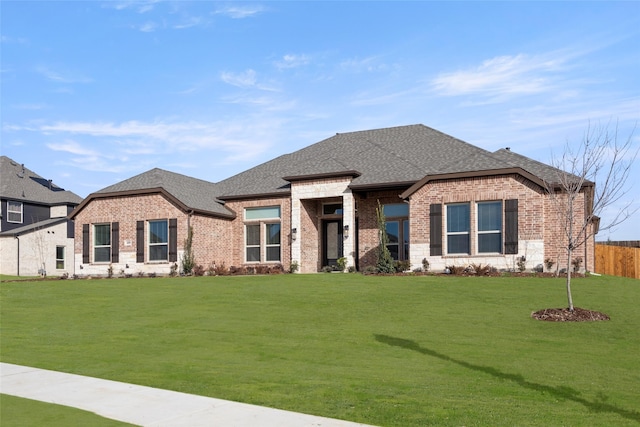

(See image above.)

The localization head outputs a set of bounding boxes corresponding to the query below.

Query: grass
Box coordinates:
[1,274,639,426]
[0,394,135,426]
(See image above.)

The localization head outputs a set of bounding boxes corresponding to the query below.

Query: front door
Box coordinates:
[322,220,343,269]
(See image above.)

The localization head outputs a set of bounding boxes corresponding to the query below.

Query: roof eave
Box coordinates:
[282,170,362,182]
[400,168,546,199]
[217,191,291,201]
[68,187,234,220]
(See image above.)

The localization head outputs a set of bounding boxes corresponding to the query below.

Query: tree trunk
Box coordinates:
[566,247,574,311]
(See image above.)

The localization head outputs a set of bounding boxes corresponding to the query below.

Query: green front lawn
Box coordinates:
[1,274,638,426]
[0,394,135,427]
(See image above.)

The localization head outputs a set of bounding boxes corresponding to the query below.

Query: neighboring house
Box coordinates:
[69,124,596,276]
[1,156,83,276]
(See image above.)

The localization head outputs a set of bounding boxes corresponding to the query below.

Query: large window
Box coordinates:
[7,201,23,223]
[56,246,65,269]
[149,220,168,261]
[384,203,409,261]
[477,202,502,253]
[94,224,111,263]
[446,203,470,254]
[245,206,281,263]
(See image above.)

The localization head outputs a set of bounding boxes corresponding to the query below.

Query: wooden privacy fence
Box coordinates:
[595,244,640,279]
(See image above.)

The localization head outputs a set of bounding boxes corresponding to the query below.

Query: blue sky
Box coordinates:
[2,1,639,240]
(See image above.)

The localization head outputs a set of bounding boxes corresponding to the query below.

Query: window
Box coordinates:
[447,203,470,254]
[246,224,260,262]
[323,203,343,215]
[94,224,111,262]
[266,223,281,262]
[244,206,281,263]
[383,204,410,261]
[56,246,65,269]
[149,220,168,261]
[7,201,22,223]
[477,201,502,253]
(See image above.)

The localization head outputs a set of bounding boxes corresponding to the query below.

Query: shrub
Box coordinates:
[270,264,284,274]
[572,257,583,273]
[337,257,348,272]
[544,257,555,271]
[321,266,334,273]
[362,265,378,275]
[395,260,411,273]
[193,265,205,277]
[289,261,299,274]
[422,258,430,272]
[181,226,196,275]
[469,263,492,276]
[516,256,527,272]
[348,266,357,273]
[445,265,466,275]
[169,263,179,277]
[214,262,229,276]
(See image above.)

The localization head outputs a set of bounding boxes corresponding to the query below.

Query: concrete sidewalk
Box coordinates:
[1,363,375,427]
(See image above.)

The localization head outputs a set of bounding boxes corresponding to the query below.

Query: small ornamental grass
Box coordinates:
[1,274,639,426]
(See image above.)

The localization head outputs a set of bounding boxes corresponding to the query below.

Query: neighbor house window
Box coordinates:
[384,204,409,260]
[245,206,281,262]
[56,246,65,269]
[477,201,502,253]
[7,201,23,223]
[446,203,470,254]
[93,224,111,263]
[148,220,169,261]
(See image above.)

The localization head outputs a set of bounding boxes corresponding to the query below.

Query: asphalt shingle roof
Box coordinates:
[96,168,233,217]
[216,124,505,197]
[0,156,82,205]
[81,124,573,215]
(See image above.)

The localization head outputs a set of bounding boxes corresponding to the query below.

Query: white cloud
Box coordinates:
[137,21,159,32]
[275,54,311,70]
[220,69,257,88]
[46,140,101,156]
[107,1,160,14]
[430,54,565,99]
[35,66,92,84]
[214,5,265,19]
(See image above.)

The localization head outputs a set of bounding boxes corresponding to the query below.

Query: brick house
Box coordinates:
[1,156,82,276]
[69,124,595,276]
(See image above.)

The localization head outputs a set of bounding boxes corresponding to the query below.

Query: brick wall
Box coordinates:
[408,173,594,272]
[73,194,233,276]
[225,196,291,270]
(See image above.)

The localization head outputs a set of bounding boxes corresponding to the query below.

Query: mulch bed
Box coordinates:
[531,307,610,322]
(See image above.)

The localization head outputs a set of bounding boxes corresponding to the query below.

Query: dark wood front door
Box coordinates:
[322,220,343,269]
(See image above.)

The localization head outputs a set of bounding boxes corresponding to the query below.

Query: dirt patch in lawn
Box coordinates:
[531,307,610,322]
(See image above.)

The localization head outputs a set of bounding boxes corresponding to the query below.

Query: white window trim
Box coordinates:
[245,224,261,263]
[56,246,65,270]
[7,200,23,223]
[244,206,282,263]
[445,203,470,255]
[148,219,169,262]
[265,222,282,262]
[93,223,111,263]
[476,201,503,255]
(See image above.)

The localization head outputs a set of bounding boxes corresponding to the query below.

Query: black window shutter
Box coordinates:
[136,221,145,263]
[430,204,443,256]
[111,222,120,263]
[504,199,519,254]
[169,218,178,262]
[82,224,90,263]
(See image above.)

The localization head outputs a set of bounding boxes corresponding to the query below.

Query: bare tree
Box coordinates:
[546,121,637,311]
